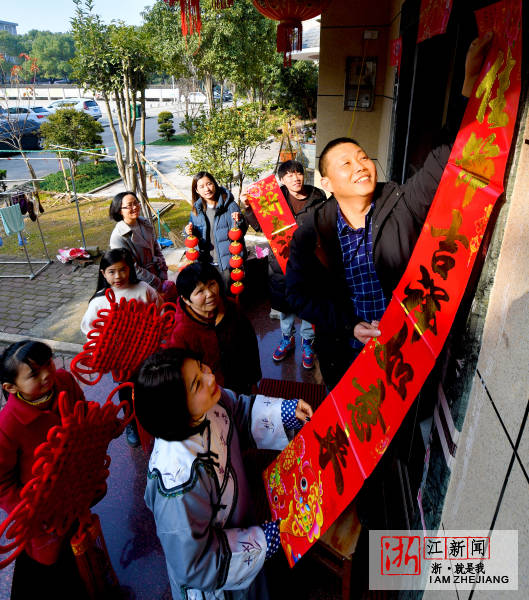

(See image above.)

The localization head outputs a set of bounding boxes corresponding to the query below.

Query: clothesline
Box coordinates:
[0,141,146,154]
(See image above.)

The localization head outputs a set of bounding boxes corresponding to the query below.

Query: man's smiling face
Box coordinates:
[320,142,377,202]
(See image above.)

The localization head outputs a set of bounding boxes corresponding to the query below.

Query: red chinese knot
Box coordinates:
[71,289,176,385]
[0,385,132,568]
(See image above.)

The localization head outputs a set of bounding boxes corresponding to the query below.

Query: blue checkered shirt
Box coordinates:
[337,204,387,349]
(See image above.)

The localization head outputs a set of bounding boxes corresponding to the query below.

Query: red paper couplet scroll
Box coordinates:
[390,37,403,74]
[246,174,298,274]
[417,0,453,43]
[264,0,522,567]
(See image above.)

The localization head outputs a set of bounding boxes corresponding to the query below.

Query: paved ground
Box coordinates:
[0,258,99,344]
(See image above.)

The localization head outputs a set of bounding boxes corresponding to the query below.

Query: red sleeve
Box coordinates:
[0,408,23,514]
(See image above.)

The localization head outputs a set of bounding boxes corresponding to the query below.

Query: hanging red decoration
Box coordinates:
[163,0,233,38]
[230,268,245,282]
[163,0,202,37]
[252,0,331,65]
[185,235,199,248]
[230,281,244,295]
[229,254,244,269]
[229,240,243,255]
[228,227,243,241]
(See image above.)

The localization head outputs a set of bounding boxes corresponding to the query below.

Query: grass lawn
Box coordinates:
[40,161,121,193]
[149,133,193,146]
[0,194,191,259]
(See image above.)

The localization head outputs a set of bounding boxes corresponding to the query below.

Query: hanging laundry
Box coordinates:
[0,204,25,236]
[27,196,37,222]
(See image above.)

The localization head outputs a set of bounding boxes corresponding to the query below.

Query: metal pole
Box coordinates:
[20,234,36,278]
[68,158,87,248]
[34,213,52,261]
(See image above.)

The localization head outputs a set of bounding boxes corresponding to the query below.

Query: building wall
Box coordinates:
[425,99,529,600]
[0,21,18,35]
[316,0,403,182]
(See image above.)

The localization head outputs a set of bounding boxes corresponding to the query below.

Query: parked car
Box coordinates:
[5,106,50,124]
[0,115,41,151]
[213,89,233,102]
[187,92,207,104]
[47,98,102,120]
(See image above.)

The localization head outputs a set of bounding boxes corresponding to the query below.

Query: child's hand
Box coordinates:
[184,223,193,236]
[295,399,313,424]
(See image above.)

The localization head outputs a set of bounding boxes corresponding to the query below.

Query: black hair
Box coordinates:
[90,248,139,301]
[0,340,53,400]
[109,191,139,222]
[134,348,201,441]
[176,261,225,301]
[191,172,222,216]
[277,160,304,180]
[318,137,361,177]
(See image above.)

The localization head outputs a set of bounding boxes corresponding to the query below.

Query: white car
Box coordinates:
[47,98,102,120]
[187,92,207,104]
[5,106,50,124]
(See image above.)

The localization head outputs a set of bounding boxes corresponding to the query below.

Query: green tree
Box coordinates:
[0,53,41,197]
[40,108,104,177]
[267,60,319,119]
[71,0,158,200]
[142,0,277,106]
[183,102,285,194]
[157,111,175,142]
[31,32,75,81]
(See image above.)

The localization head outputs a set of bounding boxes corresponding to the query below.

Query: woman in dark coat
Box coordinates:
[184,172,248,286]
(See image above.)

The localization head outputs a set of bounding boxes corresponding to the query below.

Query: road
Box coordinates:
[0,103,187,189]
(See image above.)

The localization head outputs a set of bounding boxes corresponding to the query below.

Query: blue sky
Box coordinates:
[3,0,154,34]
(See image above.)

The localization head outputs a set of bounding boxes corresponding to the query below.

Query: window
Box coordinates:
[344,56,377,111]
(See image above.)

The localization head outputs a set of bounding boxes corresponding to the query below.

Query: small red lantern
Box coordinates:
[230,281,244,295]
[228,227,243,241]
[229,241,243,255]
[229,255,243,269]
[186,248,199,262]
[252,0,331,65]
[185,235,199,248]
[230,268,244,282]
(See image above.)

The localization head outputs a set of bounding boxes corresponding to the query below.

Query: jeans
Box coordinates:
[280,312,314,341]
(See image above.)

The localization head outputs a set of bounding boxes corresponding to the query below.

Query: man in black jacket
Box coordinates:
[285,34,492,389]
[242,160,326,368]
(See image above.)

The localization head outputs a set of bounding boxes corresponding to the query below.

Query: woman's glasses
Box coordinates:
[121,201,140,211]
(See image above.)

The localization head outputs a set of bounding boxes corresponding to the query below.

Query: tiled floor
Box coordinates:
[0,297,351,600]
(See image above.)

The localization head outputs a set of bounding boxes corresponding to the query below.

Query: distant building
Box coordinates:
[0,20,18,36]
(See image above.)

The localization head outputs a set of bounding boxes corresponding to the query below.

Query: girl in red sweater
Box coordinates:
[0,340,88,599]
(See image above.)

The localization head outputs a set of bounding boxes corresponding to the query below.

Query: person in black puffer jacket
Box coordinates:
[185,171,248,289]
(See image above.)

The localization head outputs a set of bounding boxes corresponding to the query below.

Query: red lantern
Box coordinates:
[230,281,244,295]
[229,241,243,255]
[186,248,199,262]
[229,255,243,269]
[252,0,331,65]
[228,227,243,241]
[185,235,199,248]
[230,268,244,282]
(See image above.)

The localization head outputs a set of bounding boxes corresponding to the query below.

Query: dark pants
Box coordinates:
[11,547,88,600]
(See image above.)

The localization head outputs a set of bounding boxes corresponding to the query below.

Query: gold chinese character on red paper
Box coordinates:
[475,47,515,128]
[455,132,500,207]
